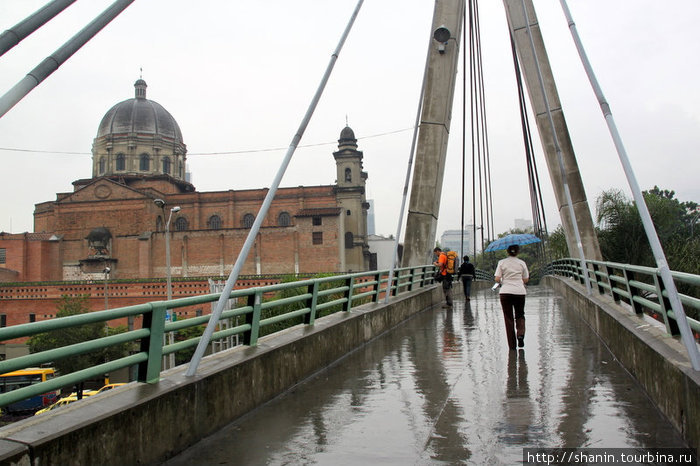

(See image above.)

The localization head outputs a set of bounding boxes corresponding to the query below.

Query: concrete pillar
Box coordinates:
[403,0,465,267]
[503,0,602,260]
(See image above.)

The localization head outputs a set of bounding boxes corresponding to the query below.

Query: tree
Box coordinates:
[595,186,699,274]
[476,228,545,283]
[545,225,569,260]
[28,295,130,395]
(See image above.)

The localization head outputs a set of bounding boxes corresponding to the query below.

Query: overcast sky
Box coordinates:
[1,0,698,243]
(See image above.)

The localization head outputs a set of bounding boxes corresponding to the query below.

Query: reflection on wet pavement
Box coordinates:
[164,287,687,465]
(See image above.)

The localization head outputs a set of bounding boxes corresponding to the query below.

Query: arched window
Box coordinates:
[345,232,354,249]
[99,157,106,174]
[278,212,291,227]
[208,215,222,229]
[116,153,125,171]
[156,216,163,232]
[162,157,171,174]
[174,217,188,231]
[345,167,352,182]
[178,162,183,178]
[243,213,255,229]
[139,153,150,171]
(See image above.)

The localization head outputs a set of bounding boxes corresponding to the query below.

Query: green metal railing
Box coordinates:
[0,265,438,410]
[545,258,700,338]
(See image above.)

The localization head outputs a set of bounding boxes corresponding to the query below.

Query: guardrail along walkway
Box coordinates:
[165,286,688,465]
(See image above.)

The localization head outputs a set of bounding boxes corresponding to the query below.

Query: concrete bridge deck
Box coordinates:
[165,286,688,465]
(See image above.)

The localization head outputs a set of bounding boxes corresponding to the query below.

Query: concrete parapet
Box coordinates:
[0,286,443,465]
[543,275,700,450]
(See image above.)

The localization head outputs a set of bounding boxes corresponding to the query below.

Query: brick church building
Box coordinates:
[1,79,371,284]
[0,80,371,348]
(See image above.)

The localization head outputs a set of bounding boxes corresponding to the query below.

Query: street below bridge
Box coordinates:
[165,286,688,465]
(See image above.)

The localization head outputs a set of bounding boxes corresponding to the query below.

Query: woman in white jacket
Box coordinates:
[494,244,529,350]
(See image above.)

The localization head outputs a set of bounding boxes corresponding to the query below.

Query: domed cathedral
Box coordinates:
[85,79,193,194]
[9,80,372,283]
[333,126,371,272]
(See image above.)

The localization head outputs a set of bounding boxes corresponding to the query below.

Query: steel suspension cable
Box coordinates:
[518,0,592,294]
[187,0,366,376]
[460,2,467,257]
[0,0,135,119]
[469,2,482,256]
[0,0,77,57]
[509,34,549,244]
[471,3,485,248]
[557,0,699,369]
[473,0,495,241]
[467,0,493,256]
[472,37,486,254]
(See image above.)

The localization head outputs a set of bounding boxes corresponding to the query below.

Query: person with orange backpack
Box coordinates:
[433,247,456,308]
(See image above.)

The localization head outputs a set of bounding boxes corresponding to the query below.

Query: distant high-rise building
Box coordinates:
[514,218,533,231]
[440,227,477,258]
[367,199,376,236]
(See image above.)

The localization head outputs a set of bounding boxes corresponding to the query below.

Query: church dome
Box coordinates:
[91,79,188,184]
[338,125,358,150]
[339,126,356,142]
[96,79,183,143]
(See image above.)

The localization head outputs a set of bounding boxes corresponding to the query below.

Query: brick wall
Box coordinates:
[0,277,288,345]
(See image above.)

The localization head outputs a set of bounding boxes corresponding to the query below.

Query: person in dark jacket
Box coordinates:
[457,255,476,300]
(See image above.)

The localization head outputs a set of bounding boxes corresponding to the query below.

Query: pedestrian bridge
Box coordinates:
[165,286,689,465]
[0,262,698,464]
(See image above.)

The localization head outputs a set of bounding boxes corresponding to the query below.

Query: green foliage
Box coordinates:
[474,228,546,284]
[27,295,130,376]
[173,325,205,365]
[595,186,699,274]
[545,225,569,260]
[259,274,347,337]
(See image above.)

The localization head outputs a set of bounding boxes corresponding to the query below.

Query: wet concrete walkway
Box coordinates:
[165,286,687,465]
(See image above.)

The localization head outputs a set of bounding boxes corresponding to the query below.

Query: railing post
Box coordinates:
[653,273,680,336]
[343,276,355,312]
[605,264,620,303]
[243,291,262,346]
[623,269,643,315]
[575,260,585,285]
[592,263,605,294]
[584,261,593,289]
[391,269,400,297]
[137,302,166,384]
[408,267,416,292]
[305,281,319,324]
[372,271,381,303]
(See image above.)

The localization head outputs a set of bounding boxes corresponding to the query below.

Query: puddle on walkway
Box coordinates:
[164,287,687,465]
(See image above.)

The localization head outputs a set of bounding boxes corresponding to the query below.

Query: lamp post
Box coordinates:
[103,265,110,382]
[103,266,110,310]
[154,199,180,369]
[165,206,180,301]
[164,205,180,369]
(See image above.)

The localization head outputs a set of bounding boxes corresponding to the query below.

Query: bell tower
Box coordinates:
[333,126,370,271]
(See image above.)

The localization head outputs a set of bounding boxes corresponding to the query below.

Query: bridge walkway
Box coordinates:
[165,286,687,465]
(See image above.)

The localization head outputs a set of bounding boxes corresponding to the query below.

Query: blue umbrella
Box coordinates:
[484,233,541,252]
